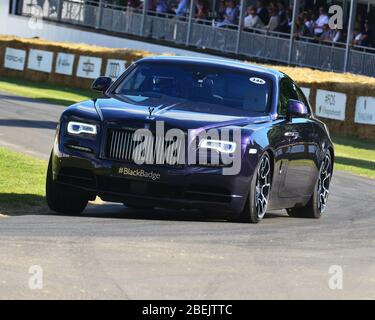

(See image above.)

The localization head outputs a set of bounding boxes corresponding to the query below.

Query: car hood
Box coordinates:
[68,97,271,131]
[87,96,270,131]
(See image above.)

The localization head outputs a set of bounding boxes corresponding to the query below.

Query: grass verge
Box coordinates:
[0,148,46,213]
[0,77,99,106]
[332,135,375,179]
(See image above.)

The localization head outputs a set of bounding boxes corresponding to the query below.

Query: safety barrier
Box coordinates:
[17,0,375,78]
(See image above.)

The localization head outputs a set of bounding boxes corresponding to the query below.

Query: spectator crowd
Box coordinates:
[110,0,373,48]
[35,0,374,48]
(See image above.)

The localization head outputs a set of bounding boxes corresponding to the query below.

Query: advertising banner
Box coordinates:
[105,59,127,80]
[76,56,102,79]
[56,53,75,75]
[355,96,375,125]
[4,47,26,71]
[27,49,54,73]
[316,89,346,121]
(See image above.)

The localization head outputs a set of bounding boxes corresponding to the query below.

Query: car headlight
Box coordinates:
[67,121,97,135]
[199,139,236,154]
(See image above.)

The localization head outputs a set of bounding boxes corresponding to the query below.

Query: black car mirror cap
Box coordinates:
[92,77,112,93]
[286,99,309,120]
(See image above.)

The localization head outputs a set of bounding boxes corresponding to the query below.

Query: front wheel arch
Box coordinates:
[230,150,274,223]
[264,148,275,186]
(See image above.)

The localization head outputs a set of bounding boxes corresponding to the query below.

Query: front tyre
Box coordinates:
[231,152,272,223]
[46,155,88,215]
[287,152,332,219]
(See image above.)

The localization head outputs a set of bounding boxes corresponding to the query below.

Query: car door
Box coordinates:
[278,78,317,198]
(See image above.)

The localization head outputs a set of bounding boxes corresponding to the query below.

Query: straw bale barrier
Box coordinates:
[1,35,375,140]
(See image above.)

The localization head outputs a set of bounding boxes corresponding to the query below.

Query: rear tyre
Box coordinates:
[46,155,88,215]
[287,152,332,219]
[230,152,272,223]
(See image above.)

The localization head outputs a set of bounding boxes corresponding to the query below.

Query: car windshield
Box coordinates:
[114,62,273,114]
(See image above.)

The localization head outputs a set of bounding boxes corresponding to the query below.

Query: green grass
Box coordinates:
[332,135,375,179]
[0,148,46,211]
[0,77,99,106]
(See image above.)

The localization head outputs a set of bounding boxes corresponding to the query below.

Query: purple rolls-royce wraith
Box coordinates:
[46,56,334,223]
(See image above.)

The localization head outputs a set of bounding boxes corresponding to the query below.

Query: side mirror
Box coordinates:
[286,99,308,119]
[91,77,112,93]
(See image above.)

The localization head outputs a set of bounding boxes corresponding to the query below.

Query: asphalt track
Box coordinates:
[0,92,374,299]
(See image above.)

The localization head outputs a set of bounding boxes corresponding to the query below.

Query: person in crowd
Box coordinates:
[295,16,312,38]
[217,0,227,22]
[319,23,335,42]
[353,21,372,47]
[256,0,269,25]
[216,0,240,28]
[354,14,365,34]
[332,28,345,43]
[303,11,314,36]
[313,6,329,36]
[195,0,209,21]
[263,2,279,31]
[155,0,168,14]
[286,8,293,32]
[244,5,265,29]
[174,0,189,17]
[276,0,288,32]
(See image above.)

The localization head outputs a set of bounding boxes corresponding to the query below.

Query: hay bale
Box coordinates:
[0,35,155,89]
[1,35,375,140]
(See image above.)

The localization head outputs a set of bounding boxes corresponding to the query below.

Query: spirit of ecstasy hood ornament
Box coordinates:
[148,106,155,119]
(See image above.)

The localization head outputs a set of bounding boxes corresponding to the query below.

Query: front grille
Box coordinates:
[105,128,184,165]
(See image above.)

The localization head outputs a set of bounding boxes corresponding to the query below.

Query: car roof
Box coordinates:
[137,56,285,79]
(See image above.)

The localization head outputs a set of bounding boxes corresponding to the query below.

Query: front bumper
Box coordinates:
[52,147,252,214]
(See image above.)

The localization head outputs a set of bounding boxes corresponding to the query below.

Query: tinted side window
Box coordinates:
[278,78,299,116]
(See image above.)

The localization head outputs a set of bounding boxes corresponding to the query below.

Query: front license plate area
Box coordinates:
[129,181,148,195]
[113,166,161,182]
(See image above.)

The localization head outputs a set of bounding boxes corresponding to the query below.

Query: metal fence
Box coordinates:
[19,0,375,77]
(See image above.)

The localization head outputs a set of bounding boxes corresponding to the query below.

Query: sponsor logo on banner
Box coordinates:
[105,59,127,80]
[55,53,75,75]
[316,89,346,121]
[301,87,310,100]
[4,47,26,71]
[355,96,375,125]
[27,49,53,73]
[77,56,102,79]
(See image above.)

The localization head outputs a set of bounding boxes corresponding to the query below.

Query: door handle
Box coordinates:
[284,131,299,139]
